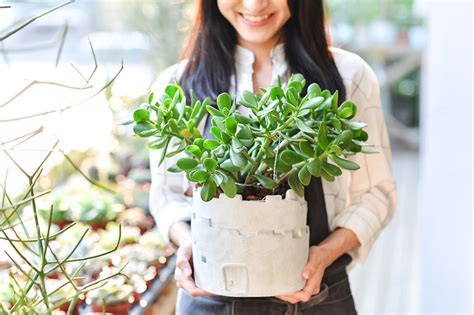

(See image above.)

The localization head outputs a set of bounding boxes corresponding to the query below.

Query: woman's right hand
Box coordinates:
[174,241,213,297]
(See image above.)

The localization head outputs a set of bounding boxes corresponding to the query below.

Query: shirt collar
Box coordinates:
[234,42,286,69]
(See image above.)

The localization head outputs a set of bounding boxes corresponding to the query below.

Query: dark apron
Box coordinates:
[176,114,357,315]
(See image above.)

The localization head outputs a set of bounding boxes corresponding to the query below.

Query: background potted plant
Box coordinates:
[129,73,370,296]
[87,277,134,315]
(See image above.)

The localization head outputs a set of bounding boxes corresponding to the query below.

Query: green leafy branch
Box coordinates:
[130,73,372,201]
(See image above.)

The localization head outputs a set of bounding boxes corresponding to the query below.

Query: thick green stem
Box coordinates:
[244,137,272,184]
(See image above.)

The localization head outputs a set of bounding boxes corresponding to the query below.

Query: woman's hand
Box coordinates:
[174,241,213,297]
[276,246,331,304]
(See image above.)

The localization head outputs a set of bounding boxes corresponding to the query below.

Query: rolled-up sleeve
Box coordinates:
[330,61,398,263]
[148,62,193,242]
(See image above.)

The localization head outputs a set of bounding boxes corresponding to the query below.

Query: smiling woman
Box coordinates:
[148,0,397,314]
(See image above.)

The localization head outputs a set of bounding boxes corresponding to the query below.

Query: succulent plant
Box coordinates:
[130,73,370,201]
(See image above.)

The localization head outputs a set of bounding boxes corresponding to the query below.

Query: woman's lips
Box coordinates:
[239,13,275,27]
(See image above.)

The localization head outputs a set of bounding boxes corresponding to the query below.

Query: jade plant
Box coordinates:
[130,73,369,201]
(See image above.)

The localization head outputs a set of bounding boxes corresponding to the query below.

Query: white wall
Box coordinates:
[418,0,473,313]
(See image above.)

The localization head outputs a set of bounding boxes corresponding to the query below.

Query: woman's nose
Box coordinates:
[241,0,270,13]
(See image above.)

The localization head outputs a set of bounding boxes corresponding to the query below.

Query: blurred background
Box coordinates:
[0,0,471,314]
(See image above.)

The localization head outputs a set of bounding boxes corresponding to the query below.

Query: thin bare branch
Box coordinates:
[63,153,117,194]
[0,168,45,229]
[4,251,35,282]
[70,63,88,83]
[0,190,51,212]
[86,37,98,83]
[0,189,36,254]
[3,149,30,177]
[0,61,123,123]
[55,22,68,68]
[1,230,39,272]
[10,272,39,313]
[47,225,121,266]
[0,126,43,147]
[45,227,90,273]
[0,80,92,109]
[0,1,74,42]
[0,222,77,243]
[31,139,59,179]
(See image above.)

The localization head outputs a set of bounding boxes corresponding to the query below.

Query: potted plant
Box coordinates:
[69,191,124,230]
[117,207,154,234]
[130,73,369,296]
[87,278,134,315]
[37,193,74,229]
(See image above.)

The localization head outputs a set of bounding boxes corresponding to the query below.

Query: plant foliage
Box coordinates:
[131,74,370,201]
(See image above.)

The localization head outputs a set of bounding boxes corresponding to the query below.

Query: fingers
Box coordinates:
[176,246,193,277]
[174,265,212,297]
[302,263,315,280]
[276,294,300,304]
[302,274,320,296]
[175,244,213,297]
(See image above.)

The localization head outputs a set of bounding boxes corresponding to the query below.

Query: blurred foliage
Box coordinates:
[327,0,422,28]
[100,0,193,71]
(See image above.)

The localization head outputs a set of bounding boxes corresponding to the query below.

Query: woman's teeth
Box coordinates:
[241,14,271,22]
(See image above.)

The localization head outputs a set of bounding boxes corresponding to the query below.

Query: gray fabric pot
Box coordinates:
[192,188,309,297]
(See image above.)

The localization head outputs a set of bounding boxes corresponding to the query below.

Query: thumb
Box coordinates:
[302,263,315,280]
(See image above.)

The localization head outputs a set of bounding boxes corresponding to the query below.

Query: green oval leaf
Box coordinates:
[230,148,247,167]
[301,96,324,110]
[217,93,232,113]
[253,174,278,189]
[307,157,322,176]
[295,118,316,134]
[281,150,306,164]
[206,105,225,117]
[203,158,218,172]
[338,101,357,119]
[288,171,304,196]
[234,112,253,124]
[133,122,155,137]
[185,145,202,158]
[307,83,321,97]
[330,154,360,170]
[176,158,198,170]
[341,119,368,130]
[270,86,284,100]
[320,168,335,182]
[203,139,220,150]
[318,121,329,149]
[240,90,257,109]
[299,142,315,158]
[133,108,150,122]
[220,176,237,198]
[201,180,217,201]
[298,165,311,186]
[189,169,209,182]
[221,160,241,172]
[322,161,342,176]
[225,116,238,135]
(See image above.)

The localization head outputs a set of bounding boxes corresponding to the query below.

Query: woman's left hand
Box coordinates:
[276,246,331,304]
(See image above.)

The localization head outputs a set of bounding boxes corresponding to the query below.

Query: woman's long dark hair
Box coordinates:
[179,0,346,102]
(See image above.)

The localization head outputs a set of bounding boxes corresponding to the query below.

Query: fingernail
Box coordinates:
[303,272,309,279]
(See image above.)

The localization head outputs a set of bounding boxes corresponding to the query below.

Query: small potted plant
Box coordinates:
[117,207,154,234]
[70,191,124,230]
[38,193,74,229]
[87,277,134,315]
[130,74,369,296]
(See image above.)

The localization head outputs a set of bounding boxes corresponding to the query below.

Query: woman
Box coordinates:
[149,0,397,314]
